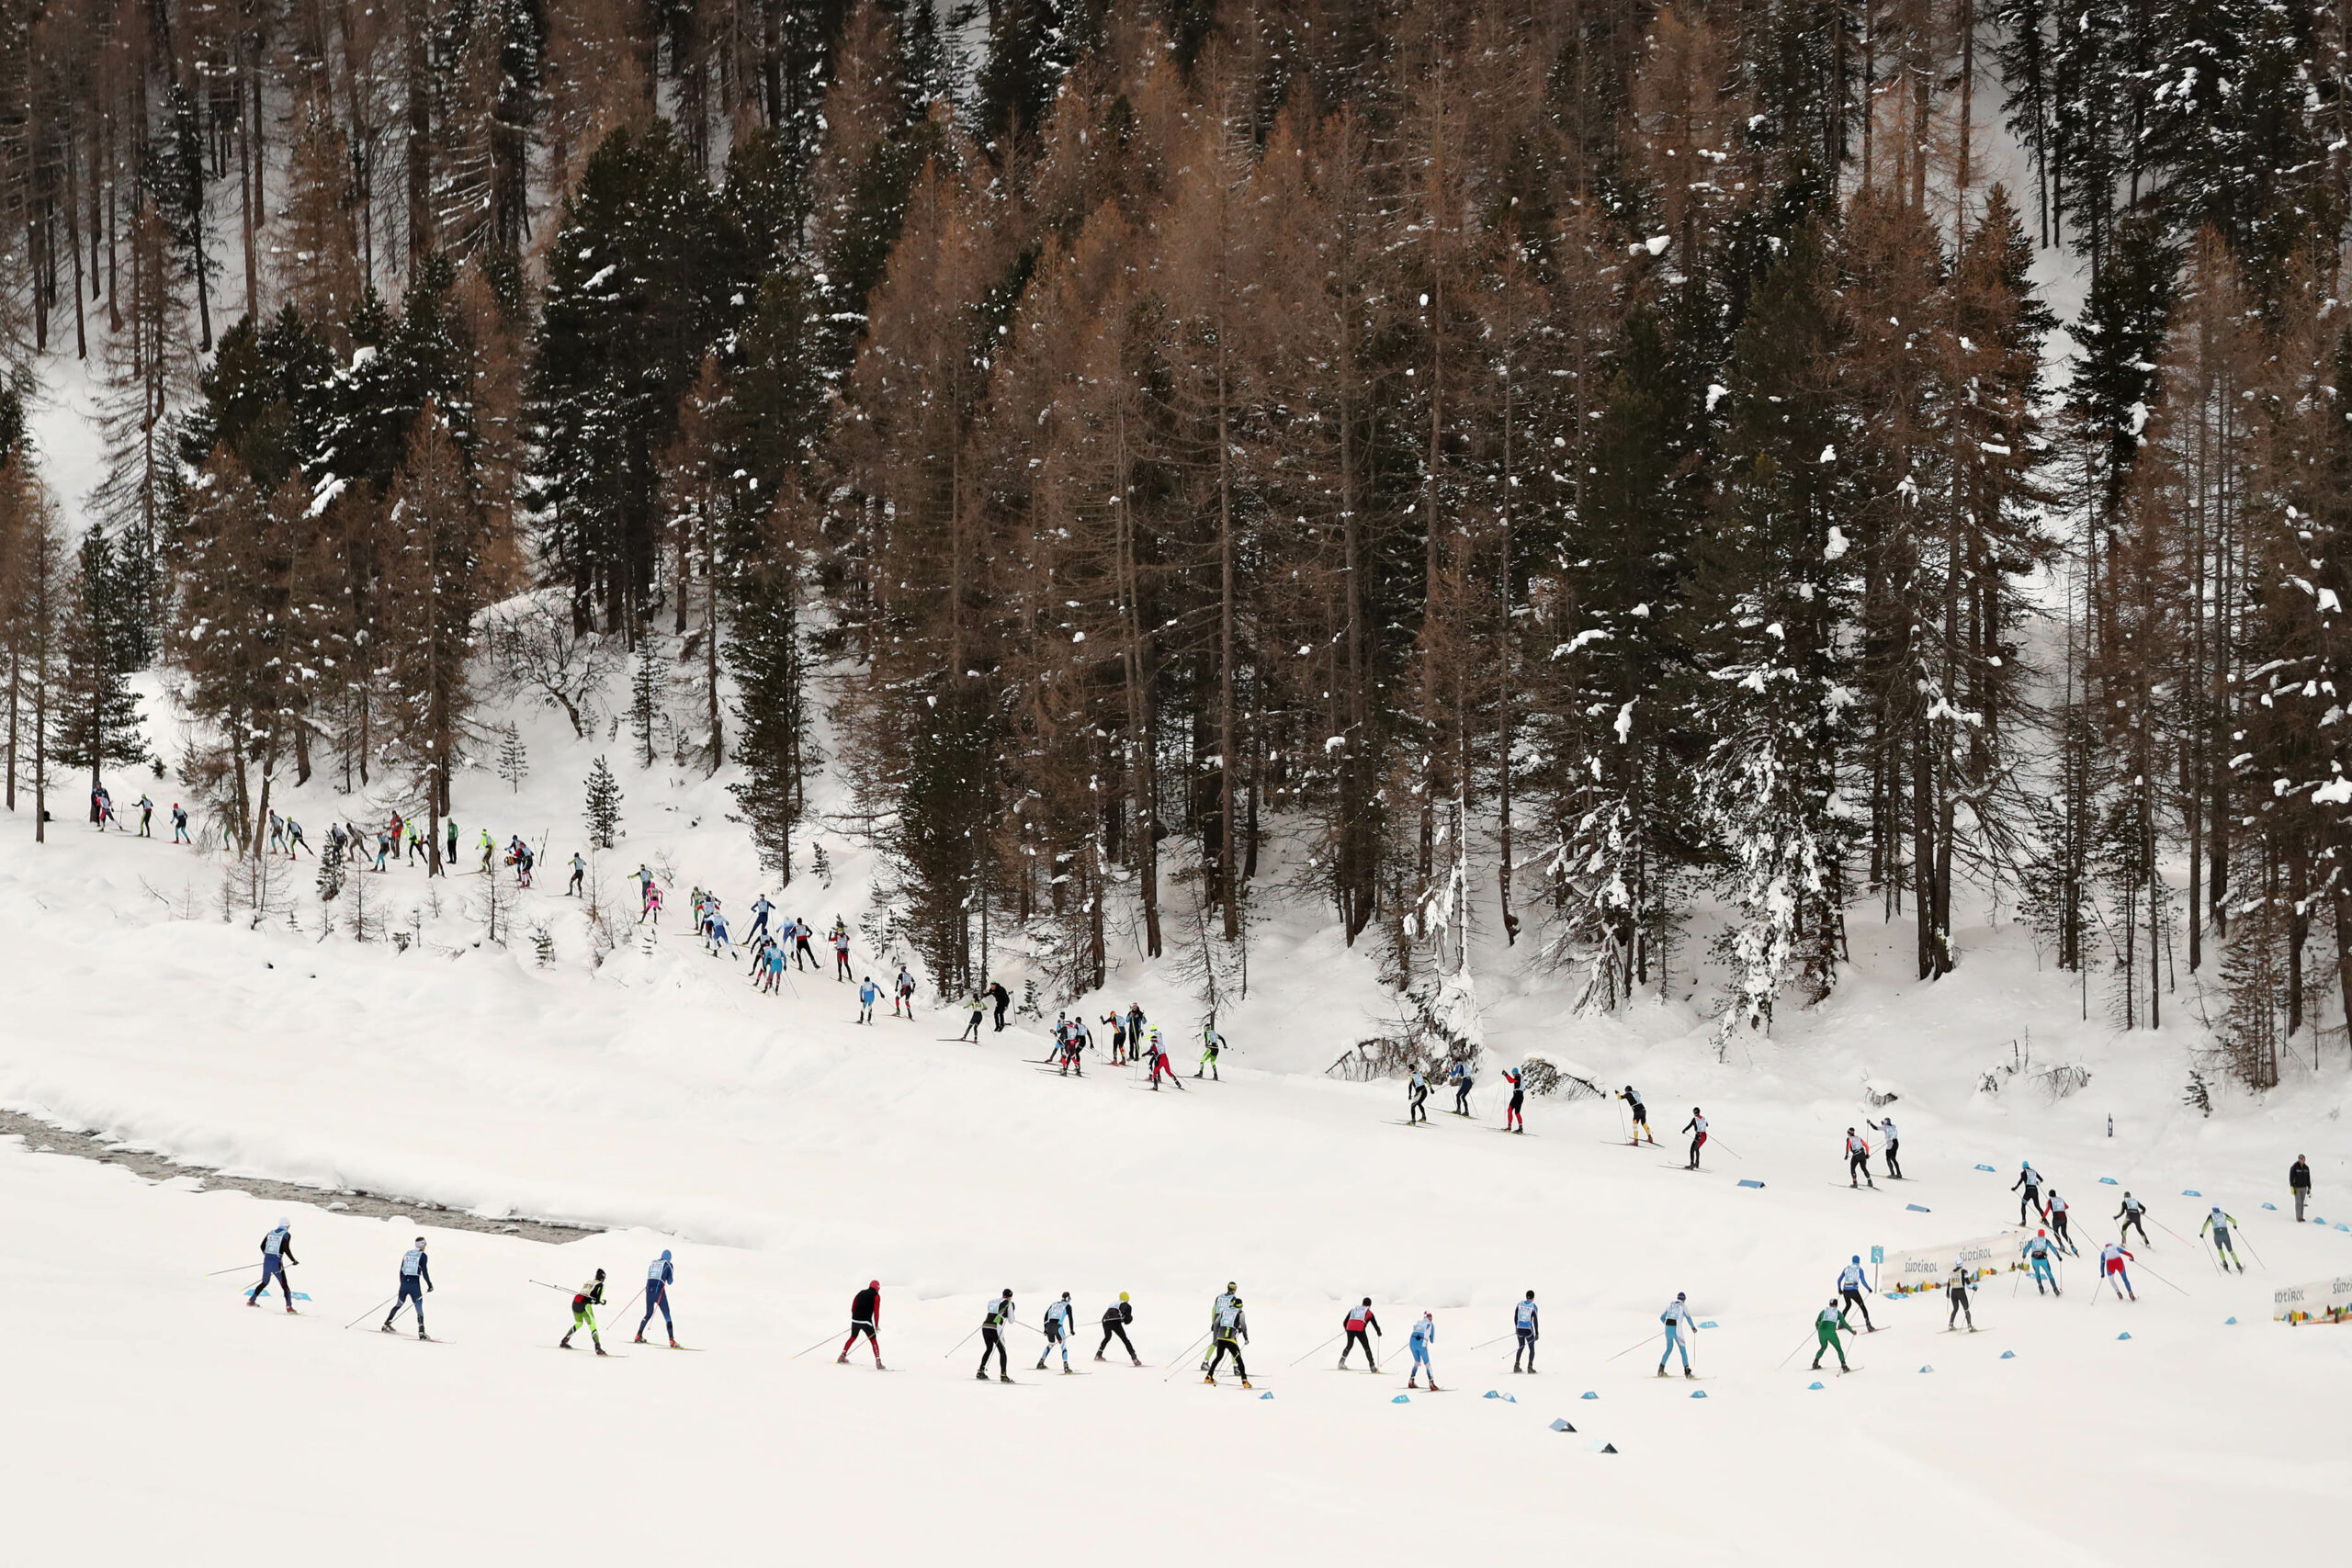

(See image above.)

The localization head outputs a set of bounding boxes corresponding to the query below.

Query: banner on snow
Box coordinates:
[1880,1231,2030,1295]
[2272,1274,2352,1324]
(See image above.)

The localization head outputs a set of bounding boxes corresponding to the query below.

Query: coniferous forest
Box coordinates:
[0,0,2349,1089]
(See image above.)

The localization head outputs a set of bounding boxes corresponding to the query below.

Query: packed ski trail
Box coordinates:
[2,812,2349,1564]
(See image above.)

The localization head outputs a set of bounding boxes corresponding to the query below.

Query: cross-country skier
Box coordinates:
[478,829,494,874]
[705,909,732,956]
[763,941,786,994]
[1067,1016,1091,1074]
[1946,1261,1975,1330]
[978,1290,1015,1382]
[1618,1086,1655,1145]
[1407,1311,1439,1391]
[793,920,817,971]
[858,976,880,1023]
[1870,1116,1902,1179]
[1340,1299,1381,1369]
[246,1218,300,1311]
[1205,1293,1250,1388]
[959,991,985,1043]
[2021,1231,2062,1296]
[1657,1292,1696,1378]
[2098,1242,2137,1301]
[287,819,311,858]
[1447,1059,1474,1115]
[382,1237,432,1337]
[1195,1022,1222,1080]
[171,802,190,842]
[1036,1292,1077,1372]
[2200,1207,2245,1272]
[2291,1155,2312,1222]
[1807,1297,1854,1371]
[1125,1003,1147,1046]
[1682,1109,1708,1169]
[567,853,586,897]
[989,979,1012,1032]
[1502,1066,1526,1134]
[446,818,458,864]
[135,794,153,837]
[1102,1012,1127,1065]
[1097,1293,1138,1364]
[840,1280,883,1367]
[2046,1190,2078,1254]
[832,919,852,980]
[638,1250,678,1346]
[895,965,917,1019]
[1837,1256,1876,1330]
[560,1269,608,1353]
[747,894,773,943]
[1205,1283,1238,1372]
[2117,1191,2151,1245]
[1845,1126,1875,1188]
[1147,1031,1185,1090]
[2013,1162,2046,1224]
[1512,1292,1539,1371]
[1408,1067,1430,1125]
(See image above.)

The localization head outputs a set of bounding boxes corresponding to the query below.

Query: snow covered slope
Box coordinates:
[3,800,2349,1565]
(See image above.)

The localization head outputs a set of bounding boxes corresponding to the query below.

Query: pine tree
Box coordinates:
[51,526,151,809]
[496,722,529,791]
[628,648,663,767]
[584,753,623,847]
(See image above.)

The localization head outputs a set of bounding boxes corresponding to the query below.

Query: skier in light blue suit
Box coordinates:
[1657,1293,1697,1377]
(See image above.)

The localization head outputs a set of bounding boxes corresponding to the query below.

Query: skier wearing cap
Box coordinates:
[1870,1115,1902,1179]
[560,1269,609,1353]
[1844,1126,1875,1188]
[1682,1110,1708,1169]
[1407,1312,1440,1390]
[977,1291,1016,1382]
[1204,1282,1238,1371]
[1097,1293,1139,1364]
[2116,1191,2152,1245]
[1811,1299,1853,1371]
[1204,1294,1250,1387]
[1340,1298,1382,1369]
[1037,1292,1078,1373]
[2021,1230,2062,1295]
[2098,1242,2137,1301]
[1618,1086,1655,1145]
[1837,1257,1876,1330]
[1946,1262,1975,1329]
[638,1250,679,1346]
[383,1237,433,1337]
[2046,1190,2078,1254]
[2013,1162,2046,1224]
[1512,1292,1539,1372]
[245,1219,300,1312]
[841,1280,885,1367]
[1502,1066,1527,1134]
[1657,1293,1697,1377]
[2199,1207,2245,1273]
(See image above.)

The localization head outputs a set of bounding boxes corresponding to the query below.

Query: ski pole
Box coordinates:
[1603,1331,1661,1362]
[1777,1327,1816,1370]
[2134,1260,2193,1297]
[607,1286,644,1333]
[1710,1136,1744,1161]
[529,1280,574,1292]
[1161,1329,1212,1380]
[206,1261,265,1276]
[942,1326,982,1359]
[1288,1332,1342,1366]
[1469,1333,1514,1351]
[792,1328,845,1359]
[345,1295,395,1329]
[2239,1230,2267,1269]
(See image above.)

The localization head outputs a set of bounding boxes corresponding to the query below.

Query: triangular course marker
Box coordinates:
[1392,1394,1410,1404]
[1595,1442,1619,1454]
[2099,1177,2119,1185]
[2225,1317,2237,1325]
[1737,1179,1766,1189]
[2000,1350,2016,1359]
[1919,1365,1934,1373]
[1807,1382,1824,1390]
[2116,1332,2132,1341]
[1260,1392,1273,1400]
[1975,1164,1996,1172]
[1906,1203,1932,1213]
[1581,1391,1599,1400]
[1549,1418,1576,1432]
[2183,1190,2200,1197]
[1690,1389,1707,1399]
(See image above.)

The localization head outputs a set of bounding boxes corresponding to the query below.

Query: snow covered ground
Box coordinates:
[0,659,2345,1564]
[4,798,2349,1563]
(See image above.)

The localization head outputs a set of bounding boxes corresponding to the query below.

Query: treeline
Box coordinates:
[0,0,2347,1088]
